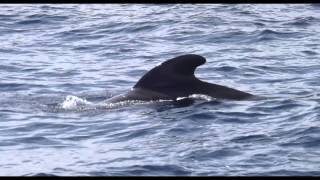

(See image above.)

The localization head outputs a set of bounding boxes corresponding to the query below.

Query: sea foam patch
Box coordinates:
[61,95,93,110]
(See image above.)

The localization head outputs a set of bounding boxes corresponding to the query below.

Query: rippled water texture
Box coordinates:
[1,4,320,176]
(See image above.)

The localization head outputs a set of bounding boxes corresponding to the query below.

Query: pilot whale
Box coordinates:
[106,54,258,104]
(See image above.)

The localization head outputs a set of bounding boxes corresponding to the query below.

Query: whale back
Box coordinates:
[132,54,254,100]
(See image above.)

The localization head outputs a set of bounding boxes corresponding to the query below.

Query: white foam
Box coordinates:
[61,95,93,109]
[188,94,214,101]
[176,94,214,102]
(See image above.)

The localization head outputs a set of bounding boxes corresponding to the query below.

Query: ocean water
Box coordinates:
[1,4,320,176]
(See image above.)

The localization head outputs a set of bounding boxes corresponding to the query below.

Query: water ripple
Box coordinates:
[0,4,319,176]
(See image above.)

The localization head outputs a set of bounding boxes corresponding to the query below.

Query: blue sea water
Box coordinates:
[1,4,320,176]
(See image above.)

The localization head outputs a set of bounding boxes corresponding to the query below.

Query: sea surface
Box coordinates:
[1,4,320,176]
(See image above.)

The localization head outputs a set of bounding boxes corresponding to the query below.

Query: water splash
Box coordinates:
[60,95,93,110]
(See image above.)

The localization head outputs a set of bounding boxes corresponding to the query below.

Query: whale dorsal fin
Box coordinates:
[133,54,206,90]
[160,54,206,76]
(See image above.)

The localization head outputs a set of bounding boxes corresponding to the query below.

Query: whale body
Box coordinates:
[106,54,256,103]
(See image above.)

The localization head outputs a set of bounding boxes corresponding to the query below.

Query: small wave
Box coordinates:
[231,134,274,144]
[301,50,318,56]
[215,65,238,72]
[126,24,158,33]
[106,164,191,176]
[291,126,320,137]
[27,14,69,21]
[248,29,301,43]
[0,65,21,72]
[283,16,318,27]
[185,148,242,161]
[13,136,60,146]
[252,170,320,176]
[16,19,44,25]
[0,83,29,91]
[52,27,96,41]
[0,14,20,18]
[15,14,68,26]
